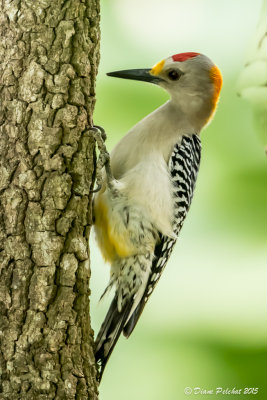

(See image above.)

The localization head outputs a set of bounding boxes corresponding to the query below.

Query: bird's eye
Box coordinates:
[168,70,180,81]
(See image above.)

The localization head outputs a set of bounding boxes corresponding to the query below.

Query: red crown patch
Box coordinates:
[172,52,199,62]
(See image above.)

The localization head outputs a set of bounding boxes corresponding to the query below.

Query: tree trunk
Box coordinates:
[0,1,100,399]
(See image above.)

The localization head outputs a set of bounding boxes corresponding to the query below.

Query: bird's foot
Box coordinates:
[93,125,107,142]
[90,125,113,192]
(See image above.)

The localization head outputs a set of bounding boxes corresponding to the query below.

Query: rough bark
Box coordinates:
[0,0,100,398]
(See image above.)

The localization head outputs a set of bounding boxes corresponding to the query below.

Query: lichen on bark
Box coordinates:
[0,0,100,398]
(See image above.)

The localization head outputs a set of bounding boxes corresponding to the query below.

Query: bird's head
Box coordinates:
[107,52,222,127]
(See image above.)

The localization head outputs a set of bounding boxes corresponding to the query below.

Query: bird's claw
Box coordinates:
[90,182,102,194]
[90,125,113,193]
[93,125,107,142]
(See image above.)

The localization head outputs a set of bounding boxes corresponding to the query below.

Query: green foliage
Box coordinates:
[91,2,267,397]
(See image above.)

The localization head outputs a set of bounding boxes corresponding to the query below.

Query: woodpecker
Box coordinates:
[94,52,222,381]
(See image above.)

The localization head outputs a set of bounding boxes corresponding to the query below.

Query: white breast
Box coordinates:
[119,153,175,238]
[109,101,195,238]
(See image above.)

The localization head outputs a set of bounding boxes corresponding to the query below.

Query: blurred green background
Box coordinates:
[90,0,267,399]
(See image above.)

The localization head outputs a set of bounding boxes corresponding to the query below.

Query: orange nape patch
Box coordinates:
[94,194,137,263]
[150,59,165,76]
[209,65,223,112]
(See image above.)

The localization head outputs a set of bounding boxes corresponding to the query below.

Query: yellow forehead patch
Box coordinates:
[150,59,165,76]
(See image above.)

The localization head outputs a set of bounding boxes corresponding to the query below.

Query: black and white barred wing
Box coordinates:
[123,134,201,337]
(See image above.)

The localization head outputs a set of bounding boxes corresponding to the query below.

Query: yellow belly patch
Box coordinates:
[94,194,137,263]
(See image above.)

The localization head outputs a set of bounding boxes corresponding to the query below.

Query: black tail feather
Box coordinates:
[123,298,146,338]
[94,296,133,382]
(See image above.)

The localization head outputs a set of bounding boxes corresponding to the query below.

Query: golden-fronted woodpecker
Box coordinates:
[94,52,222,381]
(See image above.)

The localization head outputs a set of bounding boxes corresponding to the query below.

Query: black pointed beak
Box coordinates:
[107,68,162,84]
